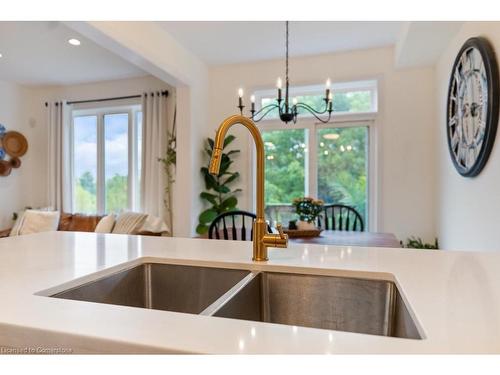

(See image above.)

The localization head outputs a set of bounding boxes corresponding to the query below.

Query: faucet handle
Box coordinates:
[276,223,286,239]
[274,223,288,248]
[262,223,288,249]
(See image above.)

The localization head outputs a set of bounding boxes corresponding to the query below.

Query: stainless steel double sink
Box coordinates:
[50,263,422,339]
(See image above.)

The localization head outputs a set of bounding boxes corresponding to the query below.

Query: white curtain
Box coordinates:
[141,92,174,234]
[46,101,71,212]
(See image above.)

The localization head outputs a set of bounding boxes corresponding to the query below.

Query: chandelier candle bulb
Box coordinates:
[325,78,331,100]
[277,77,282,101]
[250,95,255,112]
[238,88,244,110]
[292,97,298,106]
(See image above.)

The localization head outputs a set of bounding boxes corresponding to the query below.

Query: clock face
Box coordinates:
[447,37,499,177]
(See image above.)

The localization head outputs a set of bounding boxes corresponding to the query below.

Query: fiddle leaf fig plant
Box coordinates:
[196,135,241,234]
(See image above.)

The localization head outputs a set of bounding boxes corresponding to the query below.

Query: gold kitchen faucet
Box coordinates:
[209,115,288,261]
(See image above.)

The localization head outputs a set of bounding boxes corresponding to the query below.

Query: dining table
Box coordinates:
[199,229,401,248]
[288,230,401,248]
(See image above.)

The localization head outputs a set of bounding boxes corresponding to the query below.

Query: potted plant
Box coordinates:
[196,135,241,235]
[292,197,324,230]
[400,237,439,250]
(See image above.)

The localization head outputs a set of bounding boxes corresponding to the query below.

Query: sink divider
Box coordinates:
[384,282,396,337]
[200,272,261,316]
[145,264,153,309]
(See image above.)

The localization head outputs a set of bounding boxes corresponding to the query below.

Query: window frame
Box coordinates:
[70,103,142,215]
[249,79,380,231]
[253,79,378,118]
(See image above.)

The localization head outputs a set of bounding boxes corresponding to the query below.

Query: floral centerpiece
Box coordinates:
[291,197,324,230]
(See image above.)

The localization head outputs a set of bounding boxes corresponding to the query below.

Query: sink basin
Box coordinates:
[212,272,422,339]
[49,263,421,339]
[51,263,250,314]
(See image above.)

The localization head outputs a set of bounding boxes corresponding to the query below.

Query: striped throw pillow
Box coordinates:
[112,212,148,234]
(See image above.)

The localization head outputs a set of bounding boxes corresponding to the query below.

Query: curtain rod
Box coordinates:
[63,90,169,106]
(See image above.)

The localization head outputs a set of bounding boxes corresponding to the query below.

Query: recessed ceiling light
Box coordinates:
[68,38,81,46]
[0,53,3,58]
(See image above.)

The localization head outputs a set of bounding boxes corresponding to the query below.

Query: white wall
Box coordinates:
[0,81,46,229]
[208,47,437,242]
[39,75,171,103]
[436,22,500,251]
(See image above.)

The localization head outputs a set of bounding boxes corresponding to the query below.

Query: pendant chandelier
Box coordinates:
[237,21,333,124]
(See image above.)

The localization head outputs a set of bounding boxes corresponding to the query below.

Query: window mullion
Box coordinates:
[308,123,318,199]
[70,114,75,213]
[127,110,133,211]
[304,128,310,197]
[97,112,105,215]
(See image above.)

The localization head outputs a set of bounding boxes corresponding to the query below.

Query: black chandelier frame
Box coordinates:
[237,21,333,124]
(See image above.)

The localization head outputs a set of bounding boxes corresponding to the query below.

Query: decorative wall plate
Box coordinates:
[446,37,500,177]
[0,160,12,177]
[10,157,21,168]
[3,131,28,158]
[0,128,28,177]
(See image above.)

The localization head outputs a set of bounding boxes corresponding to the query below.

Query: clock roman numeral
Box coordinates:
[451,131,460,150]
[449,114,458,127]
[458,146,467,167]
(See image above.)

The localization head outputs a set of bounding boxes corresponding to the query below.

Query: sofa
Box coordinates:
[0,212,163,238]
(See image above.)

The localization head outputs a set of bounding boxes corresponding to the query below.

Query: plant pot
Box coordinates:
[296,220,317,230]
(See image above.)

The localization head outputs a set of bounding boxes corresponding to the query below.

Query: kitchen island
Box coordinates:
[0,231,499,354]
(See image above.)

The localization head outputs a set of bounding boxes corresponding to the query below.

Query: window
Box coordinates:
[264,129,307,204]
[256,79,377,119]
[73,115,98,214]
[256,80,377,229]
[316,126,368,222]
[72,104,142,214]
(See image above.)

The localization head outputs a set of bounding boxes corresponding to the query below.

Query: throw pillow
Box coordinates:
[10,207,57,236]
[9,210,26,236]
[112,212,148,234]
[95,214,116,233]
[137,215,170,236]
[18,210,61,235]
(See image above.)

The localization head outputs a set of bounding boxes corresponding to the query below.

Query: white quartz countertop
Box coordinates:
[1,231,499,354]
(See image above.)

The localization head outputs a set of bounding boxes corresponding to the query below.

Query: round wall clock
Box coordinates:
[447,37,499,177]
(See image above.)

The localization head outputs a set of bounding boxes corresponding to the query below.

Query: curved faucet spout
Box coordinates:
[209,115,265,219]
[209,115,288,261]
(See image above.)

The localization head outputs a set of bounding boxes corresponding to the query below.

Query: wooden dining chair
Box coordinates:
[318,204,364,232]
[208,210,271,241]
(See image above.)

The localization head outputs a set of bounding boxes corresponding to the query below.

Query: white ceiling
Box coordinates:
[0,22,148,86]
[159,21,405,65]
[395,21,463,68]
